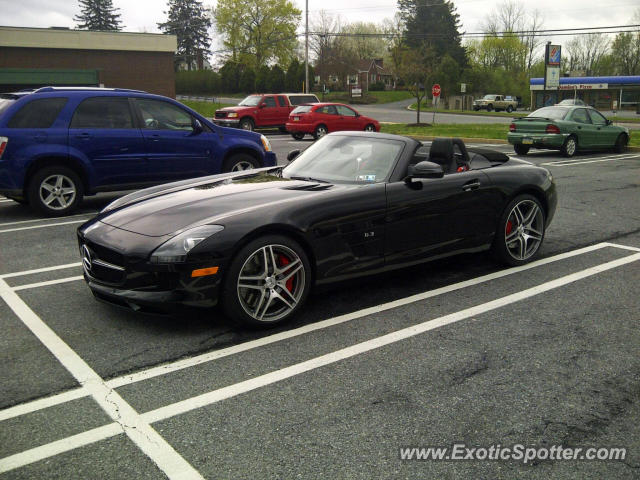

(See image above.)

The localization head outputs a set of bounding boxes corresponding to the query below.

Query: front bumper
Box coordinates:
[507,132,567,149]
[213,118,240,127]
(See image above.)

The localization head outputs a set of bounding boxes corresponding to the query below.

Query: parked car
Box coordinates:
[213,93,319,131]
[0,87,276,216]
[556,98,587,106]
[78,133,557,327]
[285,103,380,140]
[508,105,630,157]
[473,94,518,113]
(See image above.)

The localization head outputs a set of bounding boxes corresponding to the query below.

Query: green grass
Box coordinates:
[409,103,528,118]
[180,100,235,117]
[380,123,639,147]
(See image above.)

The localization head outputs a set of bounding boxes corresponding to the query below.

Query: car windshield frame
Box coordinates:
[526,107,569,121]
[238,95,263,106]
[482,95,497,100]
[282,135,405,185]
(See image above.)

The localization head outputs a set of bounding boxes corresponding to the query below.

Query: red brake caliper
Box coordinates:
[278,254,294,292]
[506,220,513,235]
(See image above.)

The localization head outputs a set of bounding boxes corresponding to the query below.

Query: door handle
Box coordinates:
[75,133,90,139]
[462,180,481,191]
[150,134,160,142]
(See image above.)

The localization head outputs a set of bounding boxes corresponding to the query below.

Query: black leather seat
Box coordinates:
[428,137,470,174]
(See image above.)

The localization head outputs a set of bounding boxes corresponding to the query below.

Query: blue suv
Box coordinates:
[0,87,277,216]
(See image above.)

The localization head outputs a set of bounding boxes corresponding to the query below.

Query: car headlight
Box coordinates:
[150,225,224,263]
[260,134,272,152]
[227,112,238,118]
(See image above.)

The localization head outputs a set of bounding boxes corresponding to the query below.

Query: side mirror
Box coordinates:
[192,119,204,134]
[259,103,266,109]
[606,119,613,126]
[287,149,301,162]
[406,161,444,182]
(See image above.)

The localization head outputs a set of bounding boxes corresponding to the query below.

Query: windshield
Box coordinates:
[0,96,17,115]
[238,95,262,106]
[283,135,404,184]
[291,105,313,114]
[527,107,568,120]
[483,95,497,100]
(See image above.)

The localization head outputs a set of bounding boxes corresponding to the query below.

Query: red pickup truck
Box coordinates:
[214,93,319,131]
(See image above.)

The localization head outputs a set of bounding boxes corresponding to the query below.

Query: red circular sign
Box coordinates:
[432,84,441,97]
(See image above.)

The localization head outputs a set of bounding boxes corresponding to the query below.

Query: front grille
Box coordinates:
[215,111,227,119]
[81,242,126,285]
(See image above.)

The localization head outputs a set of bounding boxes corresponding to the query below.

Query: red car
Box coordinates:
[285,103,380,140]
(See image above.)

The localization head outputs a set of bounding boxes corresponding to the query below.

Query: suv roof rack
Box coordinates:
[33,86,147,93]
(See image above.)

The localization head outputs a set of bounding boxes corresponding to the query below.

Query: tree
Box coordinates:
[75,0,123,31]
[396,47,436,124]
[158,0,212,71]
[564,34,610,76]
[267,65,286,92]
[397,0,467,67]
[214,0,301,70]
[610,9,640,75]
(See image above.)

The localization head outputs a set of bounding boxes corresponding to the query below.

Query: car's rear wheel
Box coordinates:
[492,194,545,267]
[486,104,493,112]
[506,105,513,113]
[222,235,312,327]
[223,154,259,172]
[614,133,628,153]
[291,132,305,140]
[313,124,328,140]
[27,165,83,217]
[561,135,577,157]
[514,144,530,155]
[239,118,254,131]
[364,124,376,132]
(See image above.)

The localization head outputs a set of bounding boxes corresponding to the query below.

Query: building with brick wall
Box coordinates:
[0,26,177,98]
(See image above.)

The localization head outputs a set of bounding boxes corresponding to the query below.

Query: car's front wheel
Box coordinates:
[222,235,312,327]
[614,133,628,153]
[313,124,328,140]
[561,135,577,157]
[27,165,83,216]
[364,124,376,132]
[486,104,493,112]
[514,144,530,155]
[239,118,254,131]
[492,194,546,267]
[506,105,513,113]
[223,154,259,172]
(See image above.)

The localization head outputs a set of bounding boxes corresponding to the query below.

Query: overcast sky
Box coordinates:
[2,0,638,53]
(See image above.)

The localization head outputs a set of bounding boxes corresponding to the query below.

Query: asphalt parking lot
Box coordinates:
[1,137,639,479]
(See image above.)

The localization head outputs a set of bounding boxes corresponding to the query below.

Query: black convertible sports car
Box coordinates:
[78,132,557,326]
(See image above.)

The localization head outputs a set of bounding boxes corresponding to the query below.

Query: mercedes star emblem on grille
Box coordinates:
[81,245,92,274]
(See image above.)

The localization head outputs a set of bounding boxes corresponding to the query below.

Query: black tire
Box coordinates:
[486,104,493,112]
[506,105,513,113]
[222,234,312,327]
[223,153,259,172]
[491,194,546,267]
[278,126,288,133]
[473,107,480,111]
[6,196,28,205]
[614,133,628,153]
[27,165,83,217]
[239,117,254,131]
[514,144,530,155]
[313,124,328,140]
[291,132,305,140]
[364,124,376,132]
[561,135,577,158]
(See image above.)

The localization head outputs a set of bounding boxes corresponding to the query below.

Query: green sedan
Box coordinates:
[507,105,630,157]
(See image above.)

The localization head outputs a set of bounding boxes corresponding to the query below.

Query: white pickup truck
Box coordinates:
[473,95,518,113]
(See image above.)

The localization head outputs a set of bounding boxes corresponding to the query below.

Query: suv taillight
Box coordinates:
[546,124,560,134]
[509,123,516,132]
[0,137,7,159]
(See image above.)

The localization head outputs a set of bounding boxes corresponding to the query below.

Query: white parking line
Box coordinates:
[0,263,81,279]
[0,242,626,421]
[2,250,638,473]
[0,199,14,203]
[0,278,205,479]
[0,219,86,234]
[541,153,639,167]
[0,213,96,228]
[13,276,84,291]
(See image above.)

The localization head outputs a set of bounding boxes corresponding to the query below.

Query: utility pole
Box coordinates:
[305,0,309,93]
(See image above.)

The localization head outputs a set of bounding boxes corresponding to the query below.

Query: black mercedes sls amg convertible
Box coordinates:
[78,132,557,326]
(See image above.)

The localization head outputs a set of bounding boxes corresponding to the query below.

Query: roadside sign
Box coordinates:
[460,83,466,93]
[432,96,440,106]
[548,45,561,66]
[432,84,441,97]
[351,86,362,98]
[545,66,560,89]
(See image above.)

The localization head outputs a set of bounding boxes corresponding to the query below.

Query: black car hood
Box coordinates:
[99,172,336,237]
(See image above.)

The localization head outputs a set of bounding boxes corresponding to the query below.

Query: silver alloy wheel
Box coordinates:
[565,137,576,156]
[237,244,305,322]
[231,160,255,171]
[504,199,544,261]
[39,174,76,210]
[364,124,376,132]
[240,119,253,131]
[316,126,328,138]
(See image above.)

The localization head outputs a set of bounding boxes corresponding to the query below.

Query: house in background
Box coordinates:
[315,58,394,92]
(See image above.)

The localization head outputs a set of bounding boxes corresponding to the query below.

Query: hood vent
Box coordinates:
[282,183,333,191]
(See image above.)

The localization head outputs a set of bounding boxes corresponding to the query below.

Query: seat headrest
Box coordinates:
[428,138,454,164]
